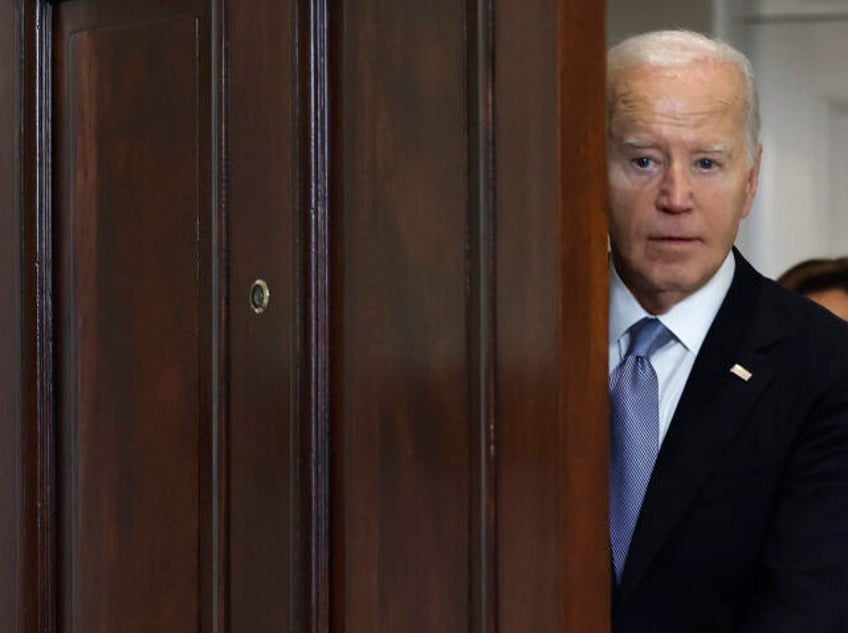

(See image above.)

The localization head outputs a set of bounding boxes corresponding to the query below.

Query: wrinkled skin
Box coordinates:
[608,61,762,314]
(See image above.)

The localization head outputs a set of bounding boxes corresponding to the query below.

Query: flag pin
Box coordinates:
[730,363,753,382]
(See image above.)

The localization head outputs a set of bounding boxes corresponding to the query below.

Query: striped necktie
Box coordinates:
[609,317,673,583]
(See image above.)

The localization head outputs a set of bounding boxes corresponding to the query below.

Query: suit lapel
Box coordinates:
[617,253,785,600]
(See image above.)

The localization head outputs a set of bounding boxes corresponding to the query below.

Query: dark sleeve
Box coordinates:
[741,366,848,632]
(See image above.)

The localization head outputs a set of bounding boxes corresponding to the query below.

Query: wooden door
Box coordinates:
[333,1,609,630]
[3,0,609,631]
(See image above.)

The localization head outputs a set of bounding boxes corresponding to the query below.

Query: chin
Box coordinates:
[640,272,699,299]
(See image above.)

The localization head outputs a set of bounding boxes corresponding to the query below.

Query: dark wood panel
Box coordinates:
[228,0,297,630]
[54,15,209,633]
[19,3,56,630]
[495,1,561,627]
[555,2,610,627]
[333,2,471,631]
[496,0,609,631]
[0,0,21,630]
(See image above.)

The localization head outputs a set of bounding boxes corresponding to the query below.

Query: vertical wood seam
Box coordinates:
[291,0,303,627]
[299,0,331,630]
[467,0,498,630]
[20,5,35,631]
[33,2,57,631]
[211,0,230,631]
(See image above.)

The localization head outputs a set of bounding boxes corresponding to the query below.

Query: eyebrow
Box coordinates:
[620,138,731,154]
[621,138,657,150]
[696,145,731,154]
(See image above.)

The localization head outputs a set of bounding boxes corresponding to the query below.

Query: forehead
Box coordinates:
[610,62,747,137]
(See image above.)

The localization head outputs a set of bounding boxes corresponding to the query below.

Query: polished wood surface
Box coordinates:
[229,0,297,629]
[0,1,21,629]
[52,2,214,631]
[8,1,610,630]
[334,0,608,630]
[13,3,54,630]
[497,1,609,630]
[555,6,611,626]
[334,0,471,629]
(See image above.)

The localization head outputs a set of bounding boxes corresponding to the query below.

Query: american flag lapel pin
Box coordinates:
[730,363,753,382]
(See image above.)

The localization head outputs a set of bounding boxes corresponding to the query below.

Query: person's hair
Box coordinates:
[607,30,760,167]
[777,257,848,296]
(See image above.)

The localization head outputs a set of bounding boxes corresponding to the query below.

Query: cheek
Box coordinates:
[736,185,755,220]
[609,166,658,210]
[609,188,649,239]
[608,164,644,198]
[609,171,639,213]
[712,172,754,216]
[607,197,634,242]
[697,186,748,235]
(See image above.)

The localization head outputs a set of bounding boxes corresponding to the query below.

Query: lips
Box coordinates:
[650,235,699,242]
[647,236,701,250]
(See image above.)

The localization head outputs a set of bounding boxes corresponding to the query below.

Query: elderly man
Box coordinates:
[607,30,848,631]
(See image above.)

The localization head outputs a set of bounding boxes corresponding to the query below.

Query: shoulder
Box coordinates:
[728,254,848,384]
[759,275,848,349]
[750,275,848,406]
[733,251,848,343]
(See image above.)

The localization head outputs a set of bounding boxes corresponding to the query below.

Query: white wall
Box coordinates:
[716,0,848,278]
[607,0,714,47]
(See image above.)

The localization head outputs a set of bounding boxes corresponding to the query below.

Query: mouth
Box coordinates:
[649,236,700,244]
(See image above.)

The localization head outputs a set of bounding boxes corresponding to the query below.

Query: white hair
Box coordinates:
[608,30,760,166]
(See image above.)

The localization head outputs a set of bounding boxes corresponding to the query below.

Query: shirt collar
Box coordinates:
[609,251,736,355]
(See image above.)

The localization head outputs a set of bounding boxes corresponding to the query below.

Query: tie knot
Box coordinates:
[626,317,673,359]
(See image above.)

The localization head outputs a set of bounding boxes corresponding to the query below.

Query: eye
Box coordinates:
[696,158,718,170]
[632,156,655,169]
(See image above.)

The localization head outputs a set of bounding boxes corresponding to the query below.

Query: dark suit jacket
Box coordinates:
[612,250,848,633]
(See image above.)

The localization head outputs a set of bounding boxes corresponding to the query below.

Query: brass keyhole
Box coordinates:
[250,279,270,314]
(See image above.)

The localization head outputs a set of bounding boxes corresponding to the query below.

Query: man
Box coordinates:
[607,30,848,632]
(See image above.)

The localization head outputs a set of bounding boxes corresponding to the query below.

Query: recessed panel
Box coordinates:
[335,2,471,630]
[59,17,202,633]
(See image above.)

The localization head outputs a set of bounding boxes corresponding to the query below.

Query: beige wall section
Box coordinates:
[607,0,714,46]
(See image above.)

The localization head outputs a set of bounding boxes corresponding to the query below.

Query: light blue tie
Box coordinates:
[609,317,673,583]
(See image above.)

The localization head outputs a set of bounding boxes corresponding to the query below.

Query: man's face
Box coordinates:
[608,61,761,314]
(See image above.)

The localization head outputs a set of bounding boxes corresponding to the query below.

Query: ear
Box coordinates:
[741,144,763,219]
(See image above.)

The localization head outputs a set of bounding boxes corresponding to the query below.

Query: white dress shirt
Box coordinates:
[609,252,736,445]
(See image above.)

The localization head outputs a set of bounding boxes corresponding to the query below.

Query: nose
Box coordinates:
[656,161,693,213]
